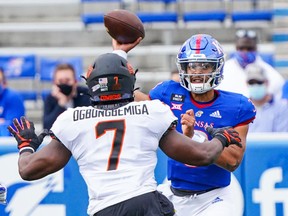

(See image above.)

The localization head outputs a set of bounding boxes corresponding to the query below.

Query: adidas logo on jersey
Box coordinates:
[212,197,223,204]
[209,110,222,118]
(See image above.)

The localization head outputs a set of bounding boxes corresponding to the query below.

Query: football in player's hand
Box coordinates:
[104,9,145,44]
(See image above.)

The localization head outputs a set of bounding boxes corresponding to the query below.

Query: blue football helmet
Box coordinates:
[176,34,225,94]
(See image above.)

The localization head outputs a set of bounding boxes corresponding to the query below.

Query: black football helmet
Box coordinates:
[85,53,136,106]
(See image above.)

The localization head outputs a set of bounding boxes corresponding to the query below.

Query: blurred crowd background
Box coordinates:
[0,0,287,133]
[1,1,288,216]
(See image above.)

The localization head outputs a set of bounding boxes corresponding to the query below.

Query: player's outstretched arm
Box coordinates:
[159,126,241,166]
[205,126,242,148]
[8,117,72,181]
[214,124,248,172]
[134,90,150,101]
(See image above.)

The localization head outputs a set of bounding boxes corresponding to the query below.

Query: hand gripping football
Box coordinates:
[104,9,145,44]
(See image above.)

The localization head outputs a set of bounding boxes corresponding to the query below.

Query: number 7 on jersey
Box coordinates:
[96,120,126,171]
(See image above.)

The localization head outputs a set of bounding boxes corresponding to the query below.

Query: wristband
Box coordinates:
[214,134,227,149]
[19,146,35,155]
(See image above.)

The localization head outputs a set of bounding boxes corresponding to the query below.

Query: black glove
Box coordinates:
[205,126,242,148]
[7,116,49,154]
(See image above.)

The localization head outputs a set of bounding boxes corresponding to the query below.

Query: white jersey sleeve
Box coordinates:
[50,108,80,149]
[144,99,178,140]
[50,100,177,215]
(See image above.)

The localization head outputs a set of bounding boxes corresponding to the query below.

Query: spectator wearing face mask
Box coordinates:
[246,63,288,132]
[218,29,285,99]
[43,63,91,130]
[0,67,25,136]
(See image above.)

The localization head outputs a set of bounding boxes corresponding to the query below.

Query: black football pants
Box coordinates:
[93,191,175,216]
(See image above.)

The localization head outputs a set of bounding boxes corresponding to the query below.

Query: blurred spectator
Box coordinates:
[170,68,180,82]
[0,67,25,136]
[246,63,288,132]
[43,63,91,130]
[218,29,285,99]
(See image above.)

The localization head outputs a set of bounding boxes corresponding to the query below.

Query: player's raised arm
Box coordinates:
[112,38,142,54]
[159,125,242,166]
[105,9,144,54]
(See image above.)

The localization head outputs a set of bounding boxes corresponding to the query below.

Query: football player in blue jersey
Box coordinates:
[132,34,256,215]
[8,53,242,216]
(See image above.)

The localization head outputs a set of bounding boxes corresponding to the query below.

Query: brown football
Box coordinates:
[104,9,145,44]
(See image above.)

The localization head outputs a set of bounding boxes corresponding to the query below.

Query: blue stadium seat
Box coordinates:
[272,33,288,43]
[183,10,226,22]
[231,10,273,22]
[0,54,37,101]
[81,13,104,25]
[282,80,288,99]
[81,0,123,26]
[137,12,178,23]
[181,0,226,23]
[230,0,273,23]
[273,8,288,17]
[275,60,288,68]
[39,57,83,100]
[136,0,178,24]
[136,0,178,23]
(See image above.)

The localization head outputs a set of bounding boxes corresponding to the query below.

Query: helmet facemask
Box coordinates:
[177,58,224,94]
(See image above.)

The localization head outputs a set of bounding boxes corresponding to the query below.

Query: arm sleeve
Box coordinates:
[50,109,78,150]
[148,100,178,140]
[238,96,256,125]
[112,50,128,60]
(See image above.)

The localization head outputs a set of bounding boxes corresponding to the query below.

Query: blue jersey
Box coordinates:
[150,80,256,191]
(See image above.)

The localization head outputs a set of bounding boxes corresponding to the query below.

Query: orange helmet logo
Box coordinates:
[100,94,121,101]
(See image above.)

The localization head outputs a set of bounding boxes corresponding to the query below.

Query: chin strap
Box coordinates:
[81,75,87,82]
[133,87,140,92]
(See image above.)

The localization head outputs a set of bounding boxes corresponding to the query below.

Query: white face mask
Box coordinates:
[248,84,267,100]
